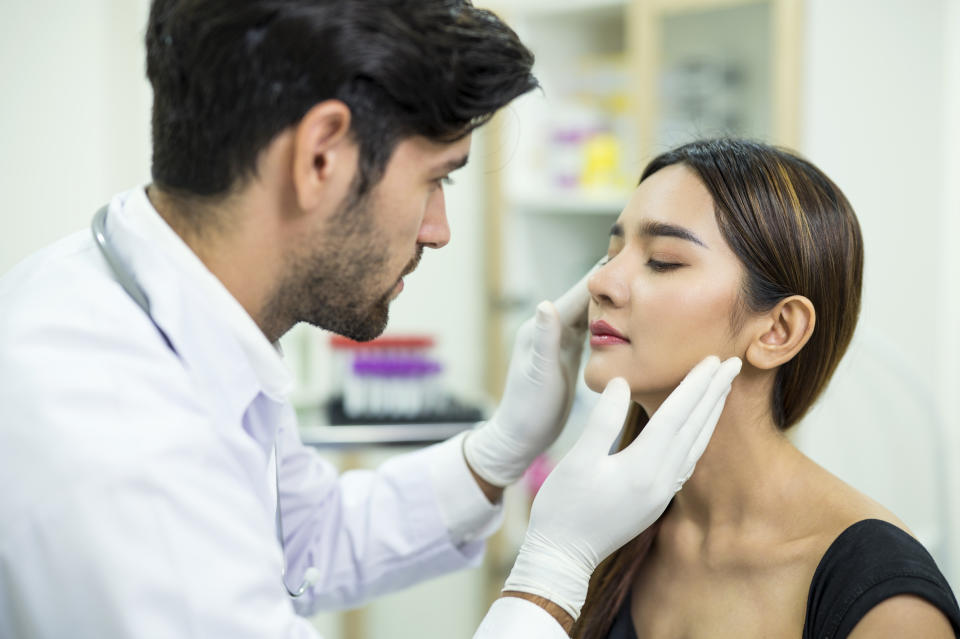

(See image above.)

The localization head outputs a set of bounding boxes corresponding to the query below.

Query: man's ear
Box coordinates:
[744,295,816,370]
[291,100,354,212]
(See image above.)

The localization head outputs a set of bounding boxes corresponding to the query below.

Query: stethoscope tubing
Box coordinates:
[91,206,312,598]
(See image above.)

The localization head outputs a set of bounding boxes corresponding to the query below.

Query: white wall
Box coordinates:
[799,0,959,586]
[802,0,945,390]
[0,0,153,274]
[939,0,960,591]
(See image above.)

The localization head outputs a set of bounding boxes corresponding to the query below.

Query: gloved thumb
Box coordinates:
[529,301,562,376]
[570,377,631,459]
[553,266,593,330]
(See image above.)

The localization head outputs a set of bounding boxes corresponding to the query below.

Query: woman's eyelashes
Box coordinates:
[598,254,682,272]
[646,259,684,273]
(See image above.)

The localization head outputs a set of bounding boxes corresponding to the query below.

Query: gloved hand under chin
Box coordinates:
[463,266,593,488]
[503,355,742,621]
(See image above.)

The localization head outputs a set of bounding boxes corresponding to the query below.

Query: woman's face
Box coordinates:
[584,164,749,408]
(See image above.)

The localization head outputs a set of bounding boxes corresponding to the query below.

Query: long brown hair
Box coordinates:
[572,139,864,638]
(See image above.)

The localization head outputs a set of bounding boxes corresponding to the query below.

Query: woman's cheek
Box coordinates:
[627,294,729,390]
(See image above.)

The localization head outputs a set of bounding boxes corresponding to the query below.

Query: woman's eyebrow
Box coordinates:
[609,221,708,248]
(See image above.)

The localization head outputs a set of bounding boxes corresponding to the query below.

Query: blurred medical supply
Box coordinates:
[346,357,444,419]
[543,57,633,194]
[326,335,484,424]
[659,56,747,148]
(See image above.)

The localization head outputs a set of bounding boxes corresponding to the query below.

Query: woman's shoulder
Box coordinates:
[803,518,960,638]
[797,464,959,637]
[792,455,910,553]
[804,460,908,534]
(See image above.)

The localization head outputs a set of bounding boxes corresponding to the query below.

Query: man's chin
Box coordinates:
[310,299,389,342]
[345,304,390,342]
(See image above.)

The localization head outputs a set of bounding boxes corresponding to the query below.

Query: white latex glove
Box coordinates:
[464,267,593,487]
[503,355,742,621]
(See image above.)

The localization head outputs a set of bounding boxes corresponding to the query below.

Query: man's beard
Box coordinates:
[261,188,420,342]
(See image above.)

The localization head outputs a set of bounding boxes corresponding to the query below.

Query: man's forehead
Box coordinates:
[395,133,472,169]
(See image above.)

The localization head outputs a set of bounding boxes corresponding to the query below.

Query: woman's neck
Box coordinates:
[641,370,807,552]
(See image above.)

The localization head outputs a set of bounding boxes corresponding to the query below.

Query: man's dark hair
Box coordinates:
[145,0,537,199]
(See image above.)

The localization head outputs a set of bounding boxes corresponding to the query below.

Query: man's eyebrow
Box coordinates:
[608,220,708,248]
[436,155,469,173]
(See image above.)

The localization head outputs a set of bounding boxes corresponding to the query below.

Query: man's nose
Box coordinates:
[418,187,450,249]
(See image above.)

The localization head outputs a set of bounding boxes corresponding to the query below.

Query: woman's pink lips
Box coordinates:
[589,320,630,346]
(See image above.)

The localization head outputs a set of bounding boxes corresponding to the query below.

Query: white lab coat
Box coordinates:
[0,187,566,637]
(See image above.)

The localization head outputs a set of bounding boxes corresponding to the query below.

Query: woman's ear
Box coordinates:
[745,295,816,370]
[291,100,354,212]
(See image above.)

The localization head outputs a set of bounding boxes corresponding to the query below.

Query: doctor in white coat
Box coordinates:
[0,1,740,636]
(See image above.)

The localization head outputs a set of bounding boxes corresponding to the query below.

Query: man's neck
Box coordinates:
[146,184,282,339]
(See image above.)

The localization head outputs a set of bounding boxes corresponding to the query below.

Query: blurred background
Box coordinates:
[1,0,958,636]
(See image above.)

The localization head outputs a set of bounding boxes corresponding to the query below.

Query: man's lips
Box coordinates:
[388,247,423,300]
[589,320,630,346]
[402,246,424,278]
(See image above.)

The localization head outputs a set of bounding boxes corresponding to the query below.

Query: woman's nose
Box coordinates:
[588,257,629,307]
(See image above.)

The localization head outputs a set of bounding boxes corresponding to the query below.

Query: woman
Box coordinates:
[576,139,959,638]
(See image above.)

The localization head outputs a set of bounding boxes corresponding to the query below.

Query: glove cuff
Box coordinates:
[502,534,595,622]
[462,419,532,488]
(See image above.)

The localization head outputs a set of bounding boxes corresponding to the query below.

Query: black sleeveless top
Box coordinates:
[606,519,960,638]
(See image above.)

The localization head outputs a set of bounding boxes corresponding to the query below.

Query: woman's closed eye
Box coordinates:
[647,259,684,273]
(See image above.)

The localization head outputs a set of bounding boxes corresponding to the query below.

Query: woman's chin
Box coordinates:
[583,370,604,394]
[583,361,616,394]
[583,365,674,409]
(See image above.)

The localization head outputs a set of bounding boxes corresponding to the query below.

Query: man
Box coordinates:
[0,1,739,636]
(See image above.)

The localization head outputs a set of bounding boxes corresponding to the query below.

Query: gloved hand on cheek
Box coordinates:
[503,355,742,621]
[464,265,593,488]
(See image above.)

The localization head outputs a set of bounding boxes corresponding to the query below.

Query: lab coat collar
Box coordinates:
[105,187,295,411]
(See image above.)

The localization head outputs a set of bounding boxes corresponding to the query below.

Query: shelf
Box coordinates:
[488,0,627,18]
[298,423,477,448]
[509,188,630,215]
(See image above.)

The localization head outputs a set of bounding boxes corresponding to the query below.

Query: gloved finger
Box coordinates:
[674,386,731,486]
[663,357,741,466]
[552,260,601,329]
[631,356,722,457]
[569,377,632,459]
[683,357,741,464]
[528,301,562,380]
[657,368,737,487]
